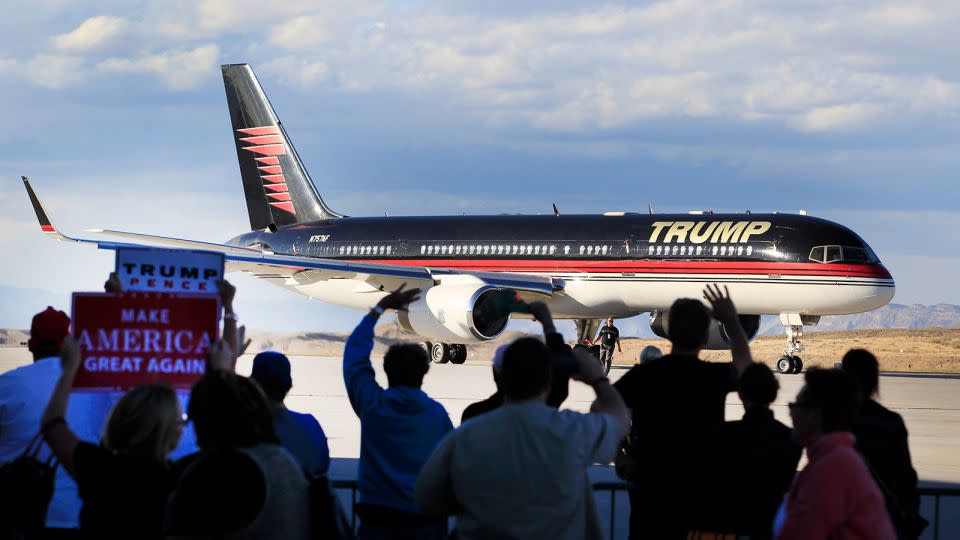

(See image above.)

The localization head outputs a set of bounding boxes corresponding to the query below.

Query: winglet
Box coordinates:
[22,177,76,242]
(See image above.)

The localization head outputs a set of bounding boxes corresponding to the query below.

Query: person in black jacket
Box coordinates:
[706,362,802,539]
[614,286,754,539]
[842,349,925,540]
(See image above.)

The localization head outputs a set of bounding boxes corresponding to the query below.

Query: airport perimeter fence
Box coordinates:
[329,479,960,540]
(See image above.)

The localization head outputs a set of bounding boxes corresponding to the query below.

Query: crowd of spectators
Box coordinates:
[0,278,926,539]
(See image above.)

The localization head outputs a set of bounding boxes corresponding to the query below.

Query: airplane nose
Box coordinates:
[871,263,895,308]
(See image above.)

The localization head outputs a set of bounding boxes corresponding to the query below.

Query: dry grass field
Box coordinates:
[616,327,960,372]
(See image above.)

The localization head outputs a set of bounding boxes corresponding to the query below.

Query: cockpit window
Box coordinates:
[841,246,874,263]
[809,245,879,264]
[809,246,825,263]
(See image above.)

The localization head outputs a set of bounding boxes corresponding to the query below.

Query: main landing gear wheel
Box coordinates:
[419,341,433,358]
[430,343,450,364]
[776,356,793,375]
[776,355,804,374]
[449,344,467,365]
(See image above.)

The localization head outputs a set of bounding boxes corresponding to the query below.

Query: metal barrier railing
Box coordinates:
[331,479,960,540]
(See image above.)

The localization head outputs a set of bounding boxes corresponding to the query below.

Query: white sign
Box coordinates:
[116,248,225,293]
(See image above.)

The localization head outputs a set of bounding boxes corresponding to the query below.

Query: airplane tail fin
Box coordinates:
[221,63,342,231]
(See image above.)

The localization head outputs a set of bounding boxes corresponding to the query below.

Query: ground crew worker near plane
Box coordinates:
[592,317,622,373]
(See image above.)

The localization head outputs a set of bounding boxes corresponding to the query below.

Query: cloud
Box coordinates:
[268,16,333,49]
[865,5,935,26]
[792,103,883,132]
[22,54,85,88]
[97,44,219,90]
[54,15,128,51]
[262,57,331,87]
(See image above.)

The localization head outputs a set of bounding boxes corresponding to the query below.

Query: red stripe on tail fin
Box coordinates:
[237,126,280,136]
[269,201,296,214]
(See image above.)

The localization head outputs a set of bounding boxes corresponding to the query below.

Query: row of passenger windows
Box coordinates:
[649,244,754,257]
[421,244,563,256]
[338,245,393,256]
[325,242,759,258]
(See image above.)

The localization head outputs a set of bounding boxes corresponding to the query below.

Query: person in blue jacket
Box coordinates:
[343,285,453,540]
[250,350,330,477]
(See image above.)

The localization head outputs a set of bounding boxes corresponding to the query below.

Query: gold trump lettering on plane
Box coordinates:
[648,221,771,244]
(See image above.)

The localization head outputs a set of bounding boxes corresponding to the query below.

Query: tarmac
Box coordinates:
[3,348,959,539]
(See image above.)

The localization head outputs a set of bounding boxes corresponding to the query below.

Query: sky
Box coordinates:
[1,0,958,334]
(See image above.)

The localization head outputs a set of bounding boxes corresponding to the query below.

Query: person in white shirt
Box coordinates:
[415,303,630,540]
[0,306,85,529]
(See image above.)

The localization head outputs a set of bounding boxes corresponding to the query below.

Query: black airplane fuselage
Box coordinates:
[226,212,885,271]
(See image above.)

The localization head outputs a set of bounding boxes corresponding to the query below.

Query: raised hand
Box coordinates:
[104,272,123,293]
[376,283,422,312]
[207,339,235,372]
[703,283,738,325]
[527,301,555,330]
[236,325,252,358]
[218,280,237,313]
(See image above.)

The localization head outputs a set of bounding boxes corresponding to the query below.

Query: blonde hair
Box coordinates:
[102,384,181,464]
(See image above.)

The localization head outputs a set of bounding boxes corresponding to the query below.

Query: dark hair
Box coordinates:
[188,371,278,452]
[841,349,879,399]
[384,344,430,388]
[252,377,291,403]
[500,337,552,401]
[802,368,859,433]
[738,363,779,405]
[667,299,711,349]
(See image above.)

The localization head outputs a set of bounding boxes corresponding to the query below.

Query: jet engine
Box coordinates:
[649,310,761,350]
[396,283,513,343]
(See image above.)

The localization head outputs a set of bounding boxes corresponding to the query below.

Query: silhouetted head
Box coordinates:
[606,317,614,326]
[738,363,779,409]
[384,344,430,388]
[501,337,552,402]
[667,299,711,350]
[188,370,278,452]
[102,384,183,464]
[789,368,858,445]
[841,348,879,400]
[249,351,293,404]
[28,306,70,361]
[490,343,509,389]
[639,345,662,364]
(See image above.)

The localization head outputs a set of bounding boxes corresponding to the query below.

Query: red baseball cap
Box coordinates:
[28,306,70,351]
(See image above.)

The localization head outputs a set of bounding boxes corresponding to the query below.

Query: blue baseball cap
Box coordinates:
[250,351,292,387]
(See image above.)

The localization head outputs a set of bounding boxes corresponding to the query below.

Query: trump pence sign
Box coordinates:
[116,247,225,293]
[71,292,220,390]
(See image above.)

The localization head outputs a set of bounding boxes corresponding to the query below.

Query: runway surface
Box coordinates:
[2,347,959,481]
[3,348,959,538]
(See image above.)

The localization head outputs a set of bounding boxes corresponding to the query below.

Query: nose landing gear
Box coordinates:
[776,324,805,374]
[776,314,819,374]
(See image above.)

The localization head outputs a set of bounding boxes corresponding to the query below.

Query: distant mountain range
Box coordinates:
[2,304,958,347]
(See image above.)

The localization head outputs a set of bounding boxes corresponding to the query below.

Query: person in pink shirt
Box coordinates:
[778,368,895,540]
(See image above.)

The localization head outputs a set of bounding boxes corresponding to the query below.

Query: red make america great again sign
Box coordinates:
[71,292,220,390]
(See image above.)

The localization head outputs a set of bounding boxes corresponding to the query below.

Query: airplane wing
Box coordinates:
[22,177,557,297]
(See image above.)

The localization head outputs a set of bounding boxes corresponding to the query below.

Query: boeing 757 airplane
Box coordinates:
[23,64,895,374]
